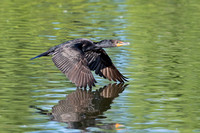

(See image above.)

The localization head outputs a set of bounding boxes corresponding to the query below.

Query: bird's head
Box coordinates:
[111,40,130,47]
[96,40,130,48]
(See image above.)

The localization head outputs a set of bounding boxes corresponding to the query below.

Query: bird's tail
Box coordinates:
[30,51,49,60]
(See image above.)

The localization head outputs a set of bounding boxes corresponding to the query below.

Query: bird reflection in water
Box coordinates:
[32,83,128,130]
[52,83,127,130]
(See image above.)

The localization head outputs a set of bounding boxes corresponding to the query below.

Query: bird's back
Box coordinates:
[47,40,73,55]
[47,38,93,55]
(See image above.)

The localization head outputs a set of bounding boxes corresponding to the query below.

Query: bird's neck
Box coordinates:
[94,42,113,48]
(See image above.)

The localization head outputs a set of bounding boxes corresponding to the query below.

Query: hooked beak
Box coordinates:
[116,41,130,47]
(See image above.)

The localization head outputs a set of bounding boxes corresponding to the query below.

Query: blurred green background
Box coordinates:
[0,0,200,132]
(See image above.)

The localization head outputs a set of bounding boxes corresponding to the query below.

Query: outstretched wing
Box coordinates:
[52,46,96,88]
[85,49,128,82]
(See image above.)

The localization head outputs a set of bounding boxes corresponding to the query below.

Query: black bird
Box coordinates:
[31,38,129,89]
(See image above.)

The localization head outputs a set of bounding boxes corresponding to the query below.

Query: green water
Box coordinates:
[0,0,200,132]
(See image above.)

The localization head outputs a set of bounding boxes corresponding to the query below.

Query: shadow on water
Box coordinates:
[31,83,128,130]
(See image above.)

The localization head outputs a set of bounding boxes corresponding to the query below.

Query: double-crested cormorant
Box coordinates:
[31,38,129,88]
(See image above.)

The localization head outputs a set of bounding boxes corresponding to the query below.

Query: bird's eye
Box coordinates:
[116,40,120,44]
[117,41,122,44]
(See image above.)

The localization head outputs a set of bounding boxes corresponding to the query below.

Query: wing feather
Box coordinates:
[52,46,96,88]
[85,49,128,82]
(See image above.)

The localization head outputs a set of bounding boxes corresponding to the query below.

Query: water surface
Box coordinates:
[0,0,200,132]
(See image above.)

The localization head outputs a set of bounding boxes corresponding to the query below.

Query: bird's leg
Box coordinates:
[88,87,92,92]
